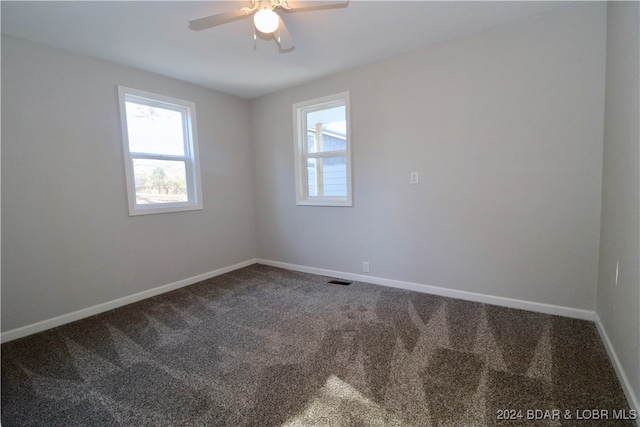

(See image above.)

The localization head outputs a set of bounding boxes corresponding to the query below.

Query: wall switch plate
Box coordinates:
[410,171,419,184]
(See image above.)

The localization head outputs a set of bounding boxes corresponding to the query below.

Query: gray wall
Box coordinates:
[2,0,635,407]
[1,36,257,331]
[597,1,640,407]
[251,2,606,310]
[1,2,618,336]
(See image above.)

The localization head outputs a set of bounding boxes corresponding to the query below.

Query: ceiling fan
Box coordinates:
[188,0,349,51]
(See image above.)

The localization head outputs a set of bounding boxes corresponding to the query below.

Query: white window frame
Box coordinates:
[293,91,353,206]
[118,86,203,216]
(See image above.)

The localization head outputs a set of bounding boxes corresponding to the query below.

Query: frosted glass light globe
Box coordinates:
[254,8,279,34]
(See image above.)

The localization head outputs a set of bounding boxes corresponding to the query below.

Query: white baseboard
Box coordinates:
[257,259,596,321]
[5,257,635,420]
[0,258,258,343]
[1,256,595,336]
[595,315,640,424]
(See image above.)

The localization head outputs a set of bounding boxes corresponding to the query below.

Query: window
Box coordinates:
[118,86,203,215]
[293,92,352,206]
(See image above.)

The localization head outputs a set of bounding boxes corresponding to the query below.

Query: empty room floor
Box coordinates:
[1,265,634,426]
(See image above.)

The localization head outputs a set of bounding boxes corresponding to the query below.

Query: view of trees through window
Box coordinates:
[124,101,189,205]
[132,159,188,204]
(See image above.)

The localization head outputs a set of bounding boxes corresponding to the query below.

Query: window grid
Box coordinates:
[118,86,203,216]
[293,92,352,206]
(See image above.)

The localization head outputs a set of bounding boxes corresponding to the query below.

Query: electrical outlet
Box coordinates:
[363,262,370,273]
[410,171,419,184]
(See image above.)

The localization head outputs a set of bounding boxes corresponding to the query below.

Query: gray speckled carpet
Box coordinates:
[1,264,634,426]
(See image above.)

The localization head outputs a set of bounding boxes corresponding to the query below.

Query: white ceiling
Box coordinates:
[1,1,574,99]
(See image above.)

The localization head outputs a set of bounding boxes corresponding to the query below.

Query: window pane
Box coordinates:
[307,156,347,197]
[307,158,317,197]
[294,91,351,206]
[132,159,188,204]
[306,105,346,154]
[125,101,185,156]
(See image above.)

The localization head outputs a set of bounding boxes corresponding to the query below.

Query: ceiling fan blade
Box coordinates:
[274,15,294,52]
[282,0,349,12]
[188,7,253,31]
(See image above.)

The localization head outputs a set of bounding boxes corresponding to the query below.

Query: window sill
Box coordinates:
[295,198,353,207]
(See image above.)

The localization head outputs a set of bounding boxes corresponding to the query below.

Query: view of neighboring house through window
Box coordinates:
[293,92,352,206]
[118,86,203,215]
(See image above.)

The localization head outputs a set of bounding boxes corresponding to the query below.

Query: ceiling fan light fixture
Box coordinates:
[254,8,279,34]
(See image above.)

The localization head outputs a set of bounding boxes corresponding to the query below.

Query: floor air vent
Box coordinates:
[328,279,353,286]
